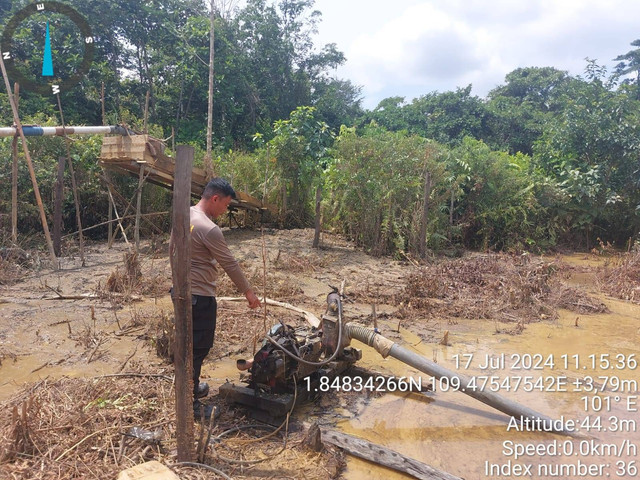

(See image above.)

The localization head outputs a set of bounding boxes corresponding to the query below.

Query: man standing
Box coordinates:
[185,178,261,419]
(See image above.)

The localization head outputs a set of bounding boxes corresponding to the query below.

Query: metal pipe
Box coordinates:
[346,324,571,435]
[0,125,134,137]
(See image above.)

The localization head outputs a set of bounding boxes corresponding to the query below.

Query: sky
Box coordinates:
[311,0,640,109]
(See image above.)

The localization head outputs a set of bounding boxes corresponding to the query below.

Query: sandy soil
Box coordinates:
[0,228,633,479]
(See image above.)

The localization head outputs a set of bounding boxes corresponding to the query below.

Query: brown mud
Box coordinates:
[1,229,638,479]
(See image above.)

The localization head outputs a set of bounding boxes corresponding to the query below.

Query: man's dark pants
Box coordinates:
[192,295,217,398]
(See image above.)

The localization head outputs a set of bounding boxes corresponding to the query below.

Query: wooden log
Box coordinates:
[0,54,57,267]
[11,83,19,245]
[53,156,66,256]
[44,292,142,301]
[320,428,462,480]
[170,145,194,461]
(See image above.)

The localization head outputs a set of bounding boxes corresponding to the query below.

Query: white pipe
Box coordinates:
[0,125,133,137]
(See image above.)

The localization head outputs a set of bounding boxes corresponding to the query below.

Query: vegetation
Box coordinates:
[1,1,640,256]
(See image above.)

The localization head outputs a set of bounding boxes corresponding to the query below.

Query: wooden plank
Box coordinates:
[320,429,462,480]
[100,135,274,214]
[171,145,194,461]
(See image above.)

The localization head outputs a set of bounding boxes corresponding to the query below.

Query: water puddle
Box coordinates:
[340,267,640,479]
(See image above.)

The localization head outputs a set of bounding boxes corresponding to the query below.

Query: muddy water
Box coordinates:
[341,259,640,479]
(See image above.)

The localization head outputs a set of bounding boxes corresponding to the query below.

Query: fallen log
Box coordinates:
[319,428,462,480]
[44,289,142,301]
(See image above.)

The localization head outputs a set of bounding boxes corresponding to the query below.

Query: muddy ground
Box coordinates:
[0,228,637,479]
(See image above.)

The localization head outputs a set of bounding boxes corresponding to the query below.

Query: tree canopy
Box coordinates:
[1,3,639,253]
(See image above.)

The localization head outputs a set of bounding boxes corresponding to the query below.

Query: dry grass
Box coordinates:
[351,254,607,327]
[104,252,171,298]
[143,311,175,363]
[0,257,28,286]
[0,375,343,480]
[598,250,640,303]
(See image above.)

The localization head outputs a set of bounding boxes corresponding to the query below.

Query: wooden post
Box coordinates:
[0,51,57,267]
[53,156,66,256]
[11,82,19,245]
[418,170,432,258]
[312,185,321,248]
[56,94,85,266]
[134,164,144,252]
[171,145,195,461]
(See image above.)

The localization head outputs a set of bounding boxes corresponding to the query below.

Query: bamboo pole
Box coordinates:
[53,156,66,256]
[106,184,130,246]
[62,211,169,238]
[11,82,19,245]
[171,145,195,461]
[0,50,57,267]
[104,176,163,235]
[56,94,85,266]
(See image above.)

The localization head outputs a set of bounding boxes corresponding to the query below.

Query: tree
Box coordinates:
[613,39,640,97]
[533,62,640,247]
[325,124,446,255]
[269,106,333,225]
[486,67,576,155]
[404,86,489,146]
[311,77,362,130]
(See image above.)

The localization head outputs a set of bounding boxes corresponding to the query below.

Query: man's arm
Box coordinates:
[206,226,261,309]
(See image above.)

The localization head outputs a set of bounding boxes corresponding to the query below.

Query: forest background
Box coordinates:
[1,0,640,256]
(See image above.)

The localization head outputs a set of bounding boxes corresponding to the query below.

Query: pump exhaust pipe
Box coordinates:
[345,324,572,435]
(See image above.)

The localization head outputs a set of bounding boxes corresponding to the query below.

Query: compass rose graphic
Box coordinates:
[1,2,95,95]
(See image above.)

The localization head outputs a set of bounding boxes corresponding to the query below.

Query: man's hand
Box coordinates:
[245,289,261,309]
